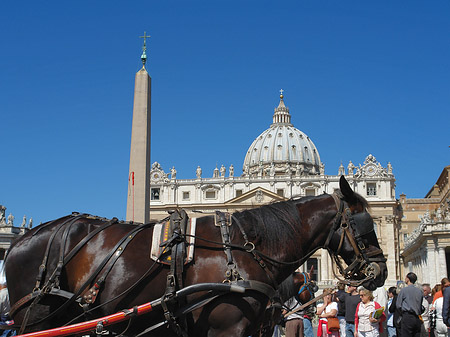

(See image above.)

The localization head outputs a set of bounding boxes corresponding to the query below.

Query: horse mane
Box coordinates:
[231,197,306,251]
[352,191,370,212]
[229,189,369,251]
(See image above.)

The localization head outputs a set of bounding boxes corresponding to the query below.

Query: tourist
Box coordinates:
[303,299,317,337]
[421,293,430,337]
[441,278,450,329]
[355,288,386,337]
[396,272,424,337]
[0,281,15,337]
[337,285,360,337]
[374,287,388,337]
[424,284,433,305]
[430,284,442,337]
[283,295,304,337]
[432,286,448,337]
[389,286,402,337]
[317,290,339,337]
[387,287,397,337]
[433,279,450,303]
[337,283,347,337]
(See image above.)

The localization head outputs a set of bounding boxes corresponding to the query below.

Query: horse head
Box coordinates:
[325,176,388,291]
[292,271,317,305]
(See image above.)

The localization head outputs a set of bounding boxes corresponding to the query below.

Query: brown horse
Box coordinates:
[4,176,387,337]
[255,271,317,337]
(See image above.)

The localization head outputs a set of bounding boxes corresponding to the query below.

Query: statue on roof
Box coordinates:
[170,167,177,180]
[338,162,345,176]
[196,166,202,179]
[387,162,393,175]
[347,161,354,176]
[285,164,291,177]
[7,214,14,226]
[269,162,276,177]
[244,165,250,177]
[229,164,234,177]
[320,163,325,175]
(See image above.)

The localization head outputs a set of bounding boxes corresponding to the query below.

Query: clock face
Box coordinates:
[152,172,161,181]
[366,164,376,177]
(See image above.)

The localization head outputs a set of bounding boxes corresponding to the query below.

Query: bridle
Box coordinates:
[296,272,317,302]
[323,192,387,287]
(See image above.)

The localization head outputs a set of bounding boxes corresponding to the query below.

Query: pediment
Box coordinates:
[225,187,286,205]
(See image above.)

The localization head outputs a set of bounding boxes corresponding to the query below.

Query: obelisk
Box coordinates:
[126,33,151,223]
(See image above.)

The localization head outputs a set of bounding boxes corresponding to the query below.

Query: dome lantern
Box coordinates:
[243,91,322,178]
[272,89,292,125]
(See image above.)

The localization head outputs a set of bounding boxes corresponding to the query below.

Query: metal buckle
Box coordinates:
[214,212,232,226]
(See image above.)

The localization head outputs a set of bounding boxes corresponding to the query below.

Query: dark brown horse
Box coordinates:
[4,176,387,337]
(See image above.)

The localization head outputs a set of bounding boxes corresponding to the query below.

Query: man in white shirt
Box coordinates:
[283,296,304,337]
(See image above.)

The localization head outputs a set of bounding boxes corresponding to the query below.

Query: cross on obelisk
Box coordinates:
[139,31,151,65]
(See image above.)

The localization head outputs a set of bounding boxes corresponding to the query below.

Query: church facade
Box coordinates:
[399,166,450,286]
[148,94,402,287]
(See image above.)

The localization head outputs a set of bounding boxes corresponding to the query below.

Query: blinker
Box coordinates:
[352,212,375,237]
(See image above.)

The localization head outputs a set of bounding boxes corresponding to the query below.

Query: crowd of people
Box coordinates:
[279,272,450,337]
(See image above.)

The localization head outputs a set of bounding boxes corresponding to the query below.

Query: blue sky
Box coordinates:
[1,1,449,225]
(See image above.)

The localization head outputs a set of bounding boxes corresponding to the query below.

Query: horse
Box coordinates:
[4,176,387,337]
[255,270,318,337]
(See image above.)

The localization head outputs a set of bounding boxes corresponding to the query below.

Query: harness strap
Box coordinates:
[10,218,120,318]
[231,215,279,288]
[80,224,151,306]
[160,209,190,337]
[215,211,243,283]
[343,226,363,259]
[14,221,153,331]
[35,214,86,290]
[324,194,344,249]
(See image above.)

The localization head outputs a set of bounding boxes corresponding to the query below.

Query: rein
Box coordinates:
[283,287,334,318]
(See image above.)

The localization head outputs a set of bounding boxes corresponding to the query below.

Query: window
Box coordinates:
[205,190,217,199]
[276,189,284,197]
[367,183,376,196]
[307,258,318,281]
[305,188,315,196]
[151,188,160,200]
[182,191,190,200]
[236,189,243,198]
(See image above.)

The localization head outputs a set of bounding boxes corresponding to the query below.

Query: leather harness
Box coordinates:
[8,191,385,336]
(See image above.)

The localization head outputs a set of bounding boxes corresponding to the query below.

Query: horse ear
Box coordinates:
[339,176,356,203]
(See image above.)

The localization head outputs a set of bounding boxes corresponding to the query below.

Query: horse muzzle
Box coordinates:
[364,262,381,278]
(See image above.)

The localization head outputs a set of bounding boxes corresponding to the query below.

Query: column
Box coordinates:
[438,247,448,282]
[320,249,329,283]
[427,241,437,286]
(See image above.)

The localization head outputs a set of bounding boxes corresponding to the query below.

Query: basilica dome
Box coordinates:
[243,93,323,177]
